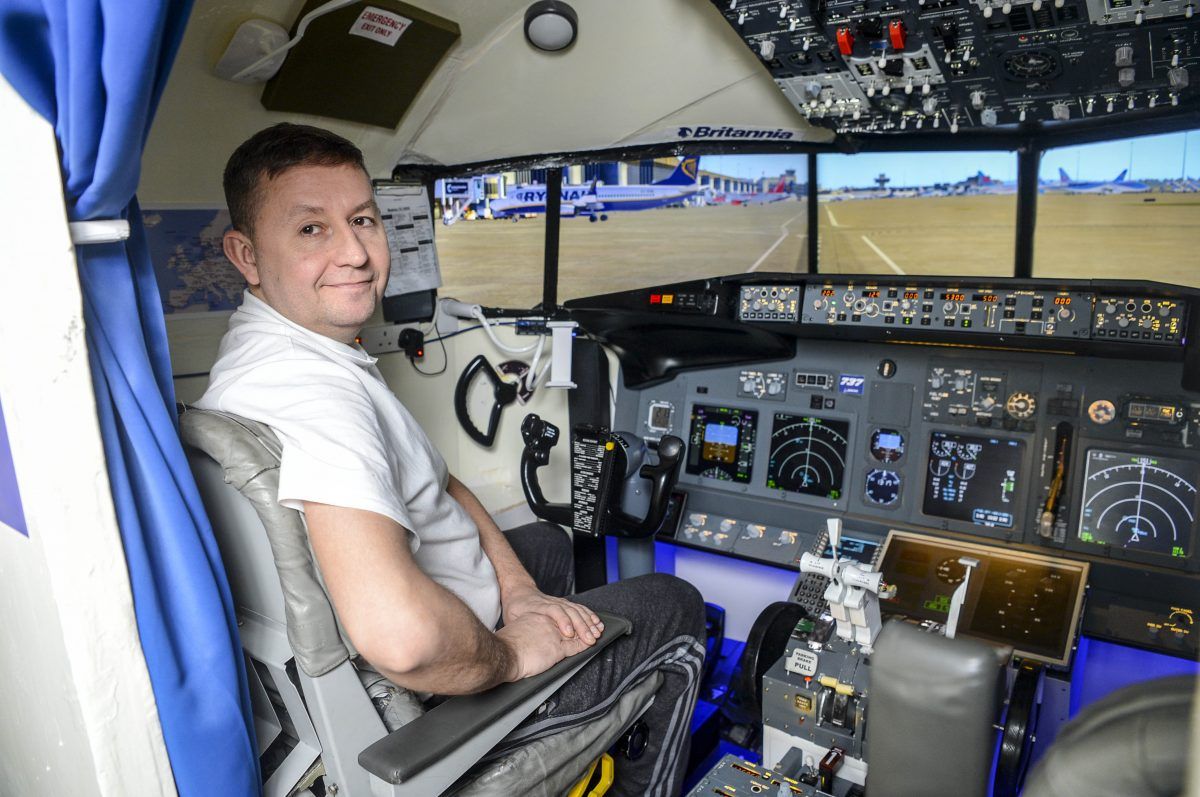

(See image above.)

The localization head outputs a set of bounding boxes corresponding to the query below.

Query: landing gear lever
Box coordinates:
[520,413,684,538]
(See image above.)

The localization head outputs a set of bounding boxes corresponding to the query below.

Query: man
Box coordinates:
[196,123,706,796]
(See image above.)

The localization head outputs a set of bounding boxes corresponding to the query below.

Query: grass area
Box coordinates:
[435,194,1200,308]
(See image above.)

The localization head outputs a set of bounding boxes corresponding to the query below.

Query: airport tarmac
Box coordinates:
[434,194,1200,308]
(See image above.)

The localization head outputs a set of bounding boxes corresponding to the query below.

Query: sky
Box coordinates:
[704,129,1199,189]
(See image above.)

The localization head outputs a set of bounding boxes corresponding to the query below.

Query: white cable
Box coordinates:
[472,307,540,354]
[230,0,358,82]
[523,335,547,392]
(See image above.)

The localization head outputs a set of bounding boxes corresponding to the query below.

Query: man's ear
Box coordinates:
[223,229,261,286]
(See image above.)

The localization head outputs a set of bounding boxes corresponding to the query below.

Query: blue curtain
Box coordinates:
[0,3,259,795]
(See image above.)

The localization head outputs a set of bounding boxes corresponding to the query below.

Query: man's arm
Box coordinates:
[304,501,587,694]
[446,476,603,645]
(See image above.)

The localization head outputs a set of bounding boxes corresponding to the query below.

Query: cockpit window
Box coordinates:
[816,151,1017,278]
[434,156,809,307]
[1033,130,1200,289]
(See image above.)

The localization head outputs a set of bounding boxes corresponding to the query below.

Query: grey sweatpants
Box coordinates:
[495,523,707,797]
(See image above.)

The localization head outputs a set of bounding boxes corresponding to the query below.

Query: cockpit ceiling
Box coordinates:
[141,0,832,202]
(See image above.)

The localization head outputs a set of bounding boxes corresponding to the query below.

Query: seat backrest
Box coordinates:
[865,620,1009,797]
[181,406,351,676]
[1023,674,1197,797]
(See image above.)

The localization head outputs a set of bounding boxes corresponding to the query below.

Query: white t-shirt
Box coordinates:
[196,291,502,629]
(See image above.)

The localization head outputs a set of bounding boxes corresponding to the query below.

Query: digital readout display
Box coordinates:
[686,405,758,483]
[923,431,1024,528]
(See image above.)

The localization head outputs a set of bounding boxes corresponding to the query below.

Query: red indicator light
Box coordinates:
[650,294,661,304]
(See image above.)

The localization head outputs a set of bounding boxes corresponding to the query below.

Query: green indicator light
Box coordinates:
[924,594,951,614]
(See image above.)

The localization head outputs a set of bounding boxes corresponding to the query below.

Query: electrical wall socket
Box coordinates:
[358,323,420,355]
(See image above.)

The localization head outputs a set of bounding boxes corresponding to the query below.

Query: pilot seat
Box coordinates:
[179,406,662,797]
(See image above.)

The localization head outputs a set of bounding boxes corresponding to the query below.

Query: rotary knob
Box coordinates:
[1005,391,1037,420]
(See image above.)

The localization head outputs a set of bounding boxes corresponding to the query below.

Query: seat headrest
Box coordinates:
[180,406,351,676]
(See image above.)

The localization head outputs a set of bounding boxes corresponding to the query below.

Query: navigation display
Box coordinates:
[766,413,851,500]
[1078,449,1197,559]
[923,431,1024,529]
[879,531,1088,666]
[686,405,758,483]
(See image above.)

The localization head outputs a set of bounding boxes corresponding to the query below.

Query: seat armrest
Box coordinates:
[358,611,632,787]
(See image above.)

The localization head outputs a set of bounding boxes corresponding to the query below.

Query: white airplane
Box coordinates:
[712,175,793,205]
[486,157,701,221]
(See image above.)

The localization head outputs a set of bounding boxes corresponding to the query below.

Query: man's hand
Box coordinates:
[496,611,592,681]
[503,583,605,646]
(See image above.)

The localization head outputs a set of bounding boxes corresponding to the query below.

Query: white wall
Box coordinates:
[0,78,175,795]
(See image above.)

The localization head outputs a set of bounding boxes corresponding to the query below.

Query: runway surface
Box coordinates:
[434,194,1200,308]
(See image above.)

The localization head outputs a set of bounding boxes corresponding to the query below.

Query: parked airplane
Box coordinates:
[1055,168,1151,194]
[712,175,793,205]
[955,171,1015,195]
[485,157,702,220]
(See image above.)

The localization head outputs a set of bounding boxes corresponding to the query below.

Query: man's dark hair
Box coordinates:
[223,123,369,235]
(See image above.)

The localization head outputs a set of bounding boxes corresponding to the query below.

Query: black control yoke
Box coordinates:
[520,413,684,538]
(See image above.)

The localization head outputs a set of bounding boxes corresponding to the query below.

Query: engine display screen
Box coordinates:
[686,404,758,483]
[879,531,1088,666]
[923,431,1024,529]
[1078,449,1197,559]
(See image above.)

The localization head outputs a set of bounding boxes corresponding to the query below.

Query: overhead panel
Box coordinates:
[710,0,1198,135]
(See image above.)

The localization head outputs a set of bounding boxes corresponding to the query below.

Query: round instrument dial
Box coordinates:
[1087,400,1116,425]
[936,557,967,585]
[865,468,901,505]
[1004,49,1060,80]
[1005,391,1037,420]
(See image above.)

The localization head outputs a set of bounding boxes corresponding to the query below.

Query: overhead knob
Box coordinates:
[1168,66,1189,89]
[1115,45,1134,68]
[1051,101,1070,120]
[1118,67,1135,87]
[759,39,776,60]
[981,108,998,126]
[970,90,986,109]
[923,96,939,114]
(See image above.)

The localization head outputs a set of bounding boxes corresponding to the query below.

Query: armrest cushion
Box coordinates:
[358,611,631,784]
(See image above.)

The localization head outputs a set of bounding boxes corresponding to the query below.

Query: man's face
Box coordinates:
[223,163,389,344]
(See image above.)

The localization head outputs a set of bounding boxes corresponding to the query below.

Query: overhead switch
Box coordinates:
[888,19,907,50]
[837,27,855,56]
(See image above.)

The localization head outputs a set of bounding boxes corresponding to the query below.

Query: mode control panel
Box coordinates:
[739,284,802,322]
[802,282,1093,338]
